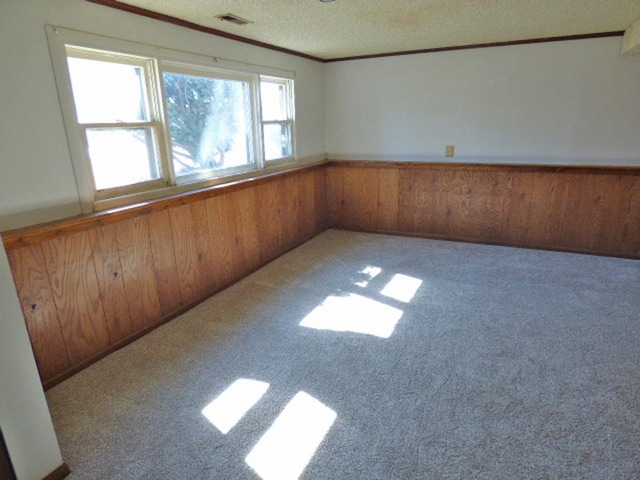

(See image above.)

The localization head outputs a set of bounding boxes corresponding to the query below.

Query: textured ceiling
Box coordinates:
[113,0,640,60]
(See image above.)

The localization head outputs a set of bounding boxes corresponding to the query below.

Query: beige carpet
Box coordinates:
[46,230,640,479]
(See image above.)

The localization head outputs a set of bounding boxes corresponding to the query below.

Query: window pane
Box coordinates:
[86,128,160,190]
[260,81,287,121]
[67,57,150,123]
[263,123,292,161]
[163,73,254,177]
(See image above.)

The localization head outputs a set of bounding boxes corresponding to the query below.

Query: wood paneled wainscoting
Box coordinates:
[2,165,327,388]
[3,160,640,388]
[327,161,640,259]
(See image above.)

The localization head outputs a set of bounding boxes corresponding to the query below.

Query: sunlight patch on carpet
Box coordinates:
[355,265,382,287]
[245,391,336,480]
[380,273,422,303]
[300,293,403,338]
[202,378,270,434]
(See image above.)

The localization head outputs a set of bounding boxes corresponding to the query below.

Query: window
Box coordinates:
[50,28,296,210]
[163,69,258,184]
[66,47,165,196]
[260,77,295,163]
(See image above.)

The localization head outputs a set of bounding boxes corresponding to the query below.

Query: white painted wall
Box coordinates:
[325,37,640,165]
[1,4,639,478]
[0,239,64,480]
[0,1,325,478]
[0,0,326,231]
[623,17,640,55]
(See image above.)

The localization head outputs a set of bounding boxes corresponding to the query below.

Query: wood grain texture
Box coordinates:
[2,163,326,250]
[169,204,203,304]
[553,172,640,255]
[255,180,284,263]
[377,168,400,232]
[297,170,318,240]
[206,194,237,287]
[191,201,219,294]
[505,170,563,247]
[279,175,302,250]
[329,166,399,232]
[3,166,328,387]
[326,165,343,228]
[597,174,640,254]
[88,223,134,343]
[328,161,640,258]
[7,161,636,389]
[313,167,329,234]
[339,167,377,230]
[147,209,184,315]
[41,232,111,365]
[229,188,261,278]
[114,216,162,331]
[6,245,70,382]
[398,167,512,242]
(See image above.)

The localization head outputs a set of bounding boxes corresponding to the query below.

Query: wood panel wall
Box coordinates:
[3,165,327,388]
[4,160,640,388]
[327,161,640,259]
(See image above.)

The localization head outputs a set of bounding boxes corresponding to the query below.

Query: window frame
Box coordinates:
[160,62,264,186]
[46,26,297,213]
[260,76,296,166]
[65,46,170,200]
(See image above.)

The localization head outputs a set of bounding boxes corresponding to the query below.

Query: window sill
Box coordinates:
[93,155,325,212]
[2,156,327,250]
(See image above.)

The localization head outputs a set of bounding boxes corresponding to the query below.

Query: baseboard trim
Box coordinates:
[42,463,70,480]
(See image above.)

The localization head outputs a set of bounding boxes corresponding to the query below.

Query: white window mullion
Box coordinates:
[149,60,177,187]
[155,63,176,187]
[251,74,266,170]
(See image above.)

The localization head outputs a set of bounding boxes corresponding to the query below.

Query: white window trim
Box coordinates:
[260,76,296,166]
[65,46,170,200]
[46,26,297,213]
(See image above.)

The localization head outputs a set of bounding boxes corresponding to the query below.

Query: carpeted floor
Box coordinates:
[46,230,640,479]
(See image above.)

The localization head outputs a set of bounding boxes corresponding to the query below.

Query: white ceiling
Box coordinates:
[113,0,640,60]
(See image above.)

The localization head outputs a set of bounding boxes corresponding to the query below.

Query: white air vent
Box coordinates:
[215,13,253,26]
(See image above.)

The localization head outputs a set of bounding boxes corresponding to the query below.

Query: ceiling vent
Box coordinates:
[215,13,253,26]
